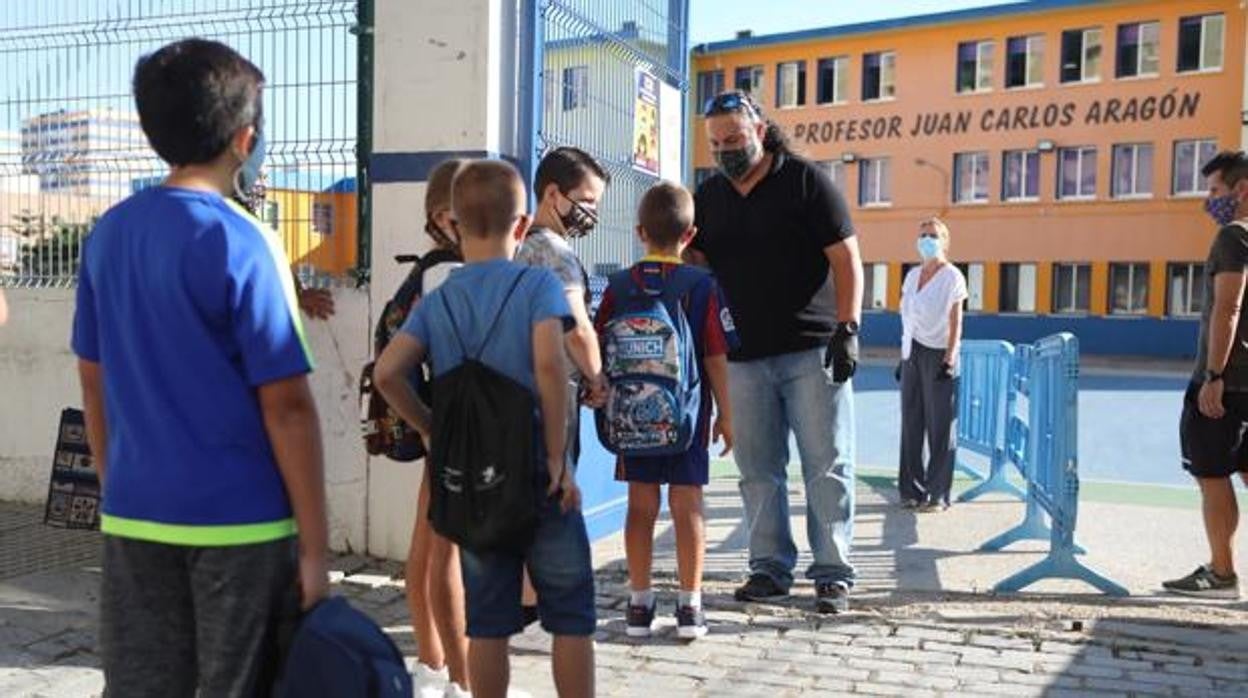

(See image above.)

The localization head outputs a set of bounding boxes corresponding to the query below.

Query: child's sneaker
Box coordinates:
[675,605,708,640]
[1163,565,1241,599]
[412,662,448,698]
[626,600,657,637]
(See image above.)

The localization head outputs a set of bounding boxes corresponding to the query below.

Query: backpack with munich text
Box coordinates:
[596,263,706,456]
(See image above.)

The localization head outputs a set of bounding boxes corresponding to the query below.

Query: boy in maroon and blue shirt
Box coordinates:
[593,182,737,639]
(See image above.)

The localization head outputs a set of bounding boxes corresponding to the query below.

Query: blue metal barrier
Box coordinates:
[979,333,1127,596]
[955,341,1025,503]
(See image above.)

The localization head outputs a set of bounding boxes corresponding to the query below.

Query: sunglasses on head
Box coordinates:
[704,92,760,119]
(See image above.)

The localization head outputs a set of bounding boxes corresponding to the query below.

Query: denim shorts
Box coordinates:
[459,489,596,638]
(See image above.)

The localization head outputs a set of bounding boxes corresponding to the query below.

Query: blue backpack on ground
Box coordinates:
[275,596,411,698]
[596,263,706,456]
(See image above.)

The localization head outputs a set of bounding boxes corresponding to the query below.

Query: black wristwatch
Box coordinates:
[836,320,860,336]
[1204,369,1224,383]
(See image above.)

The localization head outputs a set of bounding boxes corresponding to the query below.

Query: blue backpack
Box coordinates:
[275,596,411,698]
[596,263,706,456]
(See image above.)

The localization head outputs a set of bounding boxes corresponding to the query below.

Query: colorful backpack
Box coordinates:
[596,263,706,456]
[359,249,460,461]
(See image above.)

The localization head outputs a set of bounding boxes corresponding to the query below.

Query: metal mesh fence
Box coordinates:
[0,0,363,288]
[537,0,689,275]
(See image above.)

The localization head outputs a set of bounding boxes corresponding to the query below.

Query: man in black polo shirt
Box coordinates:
[687,91,862,614]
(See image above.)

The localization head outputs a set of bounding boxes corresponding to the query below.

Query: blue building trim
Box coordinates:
[693,0,1108,55]
[369,150,518,183]
[861,311,1200,359]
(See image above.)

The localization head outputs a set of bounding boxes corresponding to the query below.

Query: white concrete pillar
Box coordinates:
[365,0,528,559]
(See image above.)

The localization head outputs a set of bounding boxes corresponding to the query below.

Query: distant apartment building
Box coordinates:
[20,108,158,198]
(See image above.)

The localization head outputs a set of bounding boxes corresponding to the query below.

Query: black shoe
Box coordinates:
[675,605,708,640]
[522,604,540,628]
[815,581,850,614]
[900,498,920,510]
[733,574,789,602]
[625,600,656,637]
[1163,565,1241,599]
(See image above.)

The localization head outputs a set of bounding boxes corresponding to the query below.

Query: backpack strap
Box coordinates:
[439,268,529,361]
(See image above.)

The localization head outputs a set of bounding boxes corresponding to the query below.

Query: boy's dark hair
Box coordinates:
[534,146,610,200]
[638,182,693,248]
[425,158,468,249]
[133,39,265,167]
[452,160,526,238]
[1202,150,1248,188]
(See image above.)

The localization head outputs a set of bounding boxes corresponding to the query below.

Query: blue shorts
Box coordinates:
[616,446,710,486]
[459,492,596,638]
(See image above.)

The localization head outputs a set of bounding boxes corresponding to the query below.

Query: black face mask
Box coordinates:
[714,139,761,181]
[558,193,598,238]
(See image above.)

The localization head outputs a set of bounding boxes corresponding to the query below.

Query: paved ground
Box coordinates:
[3,474,1247,697]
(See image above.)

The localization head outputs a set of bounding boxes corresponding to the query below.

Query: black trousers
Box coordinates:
[898,342,959,506]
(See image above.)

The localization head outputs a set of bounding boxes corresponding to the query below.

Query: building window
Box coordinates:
[776,61,807,108]
[863,263,888,310]
[1058,146,1097,200]
[263,201,279,231]
[693,167,716,187]
[1060,28,1103,83]
[1168,263,1205,317]
[862,51,896,101]
[561,66,589,111]
[1173,139,1219,195]
[312,202,334,235]
[819,160,846,186]
[1117,21,1160,78]
[1178,14,1225,73]
[1052,263,1092,314]
[859,157,891,206]
[1109,263,1150,315]
[954,152,990,203]
[816,56,850,105]
[957,40,994,93]
[950,263,985,311]
[734,65,765,97]
[1111,143,1154,198]
[1006,35,1044,88]
[1002,150,1040,201]
[1000,263,1037,313]
[695,70,724,114]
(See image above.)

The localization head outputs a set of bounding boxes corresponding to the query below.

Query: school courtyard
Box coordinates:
[3,359,1247,698]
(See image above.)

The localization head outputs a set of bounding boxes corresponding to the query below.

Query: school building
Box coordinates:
[690,0,1247,357]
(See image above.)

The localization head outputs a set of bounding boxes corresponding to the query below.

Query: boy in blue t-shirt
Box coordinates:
[594,182,737,640]
[71,39,329,695]
[375,160,595,698]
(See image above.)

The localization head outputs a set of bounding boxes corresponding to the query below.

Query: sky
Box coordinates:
[690,0,1026,45]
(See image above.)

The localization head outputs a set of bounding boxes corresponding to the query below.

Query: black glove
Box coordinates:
[938,361,955,381]
[824,322,859,383]
[894,361,903,383]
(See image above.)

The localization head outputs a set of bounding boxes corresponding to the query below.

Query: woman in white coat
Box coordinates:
[898,218,967,511]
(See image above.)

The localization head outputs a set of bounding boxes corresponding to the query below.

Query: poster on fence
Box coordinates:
[44,408,100,530]
[632,68,660,177]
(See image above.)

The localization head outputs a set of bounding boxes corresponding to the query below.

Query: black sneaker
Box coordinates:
[733,574,789,602]
[625,600,656,637]
[675,605,708,640]
[900,498,921,510]
[816,581,850,614]
[1163,565,1241,600]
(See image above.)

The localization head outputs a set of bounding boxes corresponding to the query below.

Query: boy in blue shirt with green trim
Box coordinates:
[72,39,329,695]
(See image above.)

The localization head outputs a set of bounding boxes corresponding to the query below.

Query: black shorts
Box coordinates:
[1180,382,1248,478]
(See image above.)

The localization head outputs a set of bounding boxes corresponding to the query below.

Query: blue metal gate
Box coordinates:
[528,0,690,276]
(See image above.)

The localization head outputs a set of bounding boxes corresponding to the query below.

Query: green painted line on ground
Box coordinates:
[708,460,1248,510]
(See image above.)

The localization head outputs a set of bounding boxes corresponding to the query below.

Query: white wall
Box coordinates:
[0,286,371,553]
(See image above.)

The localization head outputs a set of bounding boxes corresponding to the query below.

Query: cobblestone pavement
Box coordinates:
[3,481,1248,697]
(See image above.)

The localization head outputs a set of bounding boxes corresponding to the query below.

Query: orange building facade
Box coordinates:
[690,0,1247,356]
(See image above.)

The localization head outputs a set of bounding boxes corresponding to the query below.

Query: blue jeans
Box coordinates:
[729,347,856,588]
